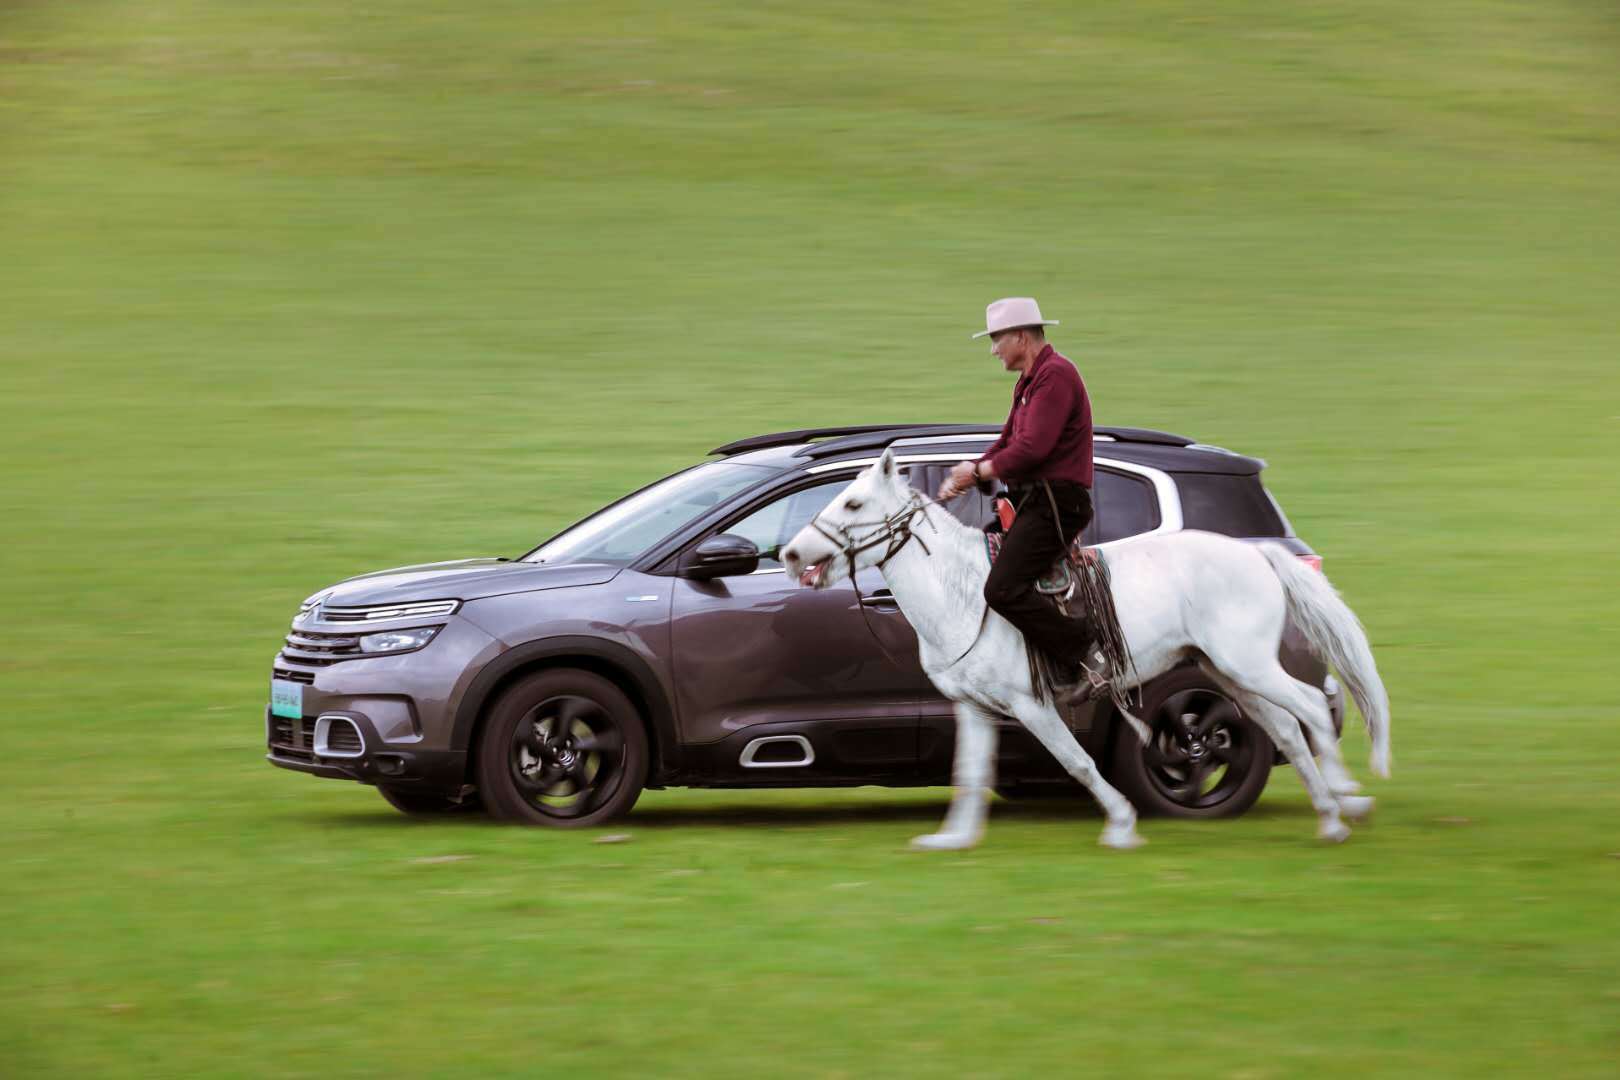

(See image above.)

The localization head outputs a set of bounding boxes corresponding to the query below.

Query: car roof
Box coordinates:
[711,424,1266,476]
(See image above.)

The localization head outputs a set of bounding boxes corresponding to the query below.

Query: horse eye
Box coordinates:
[844,499,862,511]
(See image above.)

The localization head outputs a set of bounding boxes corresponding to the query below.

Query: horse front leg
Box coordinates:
[911,702,998,851]
[1007,696,1145,850]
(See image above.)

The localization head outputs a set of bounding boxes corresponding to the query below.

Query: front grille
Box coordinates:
[270,715,296,744]
[281,630,363,666]
[272,713,367,761]
[321,600,459,623]
[268,715,315,762]
[273,667,315,685]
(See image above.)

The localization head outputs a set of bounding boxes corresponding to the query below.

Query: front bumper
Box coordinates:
[265,616,504,793]
[265,707,469,789]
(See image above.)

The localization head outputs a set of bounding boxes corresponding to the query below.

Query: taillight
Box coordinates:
[1298,554,1323,572]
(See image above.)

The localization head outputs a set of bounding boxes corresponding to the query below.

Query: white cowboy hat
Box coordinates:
[970,297,1059,339]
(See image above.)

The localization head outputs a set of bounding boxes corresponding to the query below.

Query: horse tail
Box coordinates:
[1258,543,1391,778]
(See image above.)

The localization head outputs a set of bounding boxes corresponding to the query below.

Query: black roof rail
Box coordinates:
[713,423,1199,459]
[796,423,1197,459]
[709,424,947,456]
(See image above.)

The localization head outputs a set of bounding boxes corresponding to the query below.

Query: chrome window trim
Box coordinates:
[806,452,981,474]
[314,714,366,759]
[739,734,815,768]
[805,453,1183,548]
[1092,458,1182,547]
[886,434,997,447]
[883,433,1118,449]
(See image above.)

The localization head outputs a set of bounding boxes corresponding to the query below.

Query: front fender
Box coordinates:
[449,636,681,784]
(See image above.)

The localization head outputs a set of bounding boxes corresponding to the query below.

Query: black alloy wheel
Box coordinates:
[1109,668,1273,818]
[476,669,648,828]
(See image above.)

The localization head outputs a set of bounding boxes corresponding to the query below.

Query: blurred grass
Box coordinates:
[2,1,1618,1076]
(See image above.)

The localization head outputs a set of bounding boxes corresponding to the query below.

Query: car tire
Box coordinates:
[475,668,649,828]
[1108,668,1273,819]
[377,786,483,817]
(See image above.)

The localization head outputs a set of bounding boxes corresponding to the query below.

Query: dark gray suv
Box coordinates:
[267,424,1342,826]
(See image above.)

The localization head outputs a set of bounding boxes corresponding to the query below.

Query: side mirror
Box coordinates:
[680,534,761,580]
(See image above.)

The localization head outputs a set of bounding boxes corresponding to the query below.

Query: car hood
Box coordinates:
[315,559,621,606]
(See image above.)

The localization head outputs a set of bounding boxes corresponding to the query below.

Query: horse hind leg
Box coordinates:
[1198,659,1369,813]
[911,702,998,851]
[1201,661,1352,843]
[1005,695,1144,850]
[1272,675,1373,820]
[1254,673,1374,822]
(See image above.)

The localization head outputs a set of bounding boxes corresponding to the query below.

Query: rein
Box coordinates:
[807,493,989,669]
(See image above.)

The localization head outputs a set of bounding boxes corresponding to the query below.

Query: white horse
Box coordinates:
[781,448,1390,851]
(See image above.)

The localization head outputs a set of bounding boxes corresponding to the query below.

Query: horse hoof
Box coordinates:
[1338,795,1375,822]
[1317,820,1352,844]
[909,833,977,852]
[1100,823,1146,850]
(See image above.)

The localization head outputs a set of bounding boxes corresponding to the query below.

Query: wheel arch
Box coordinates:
[451,637,679,787]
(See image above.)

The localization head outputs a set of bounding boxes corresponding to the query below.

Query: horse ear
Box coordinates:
[877,447,896,479]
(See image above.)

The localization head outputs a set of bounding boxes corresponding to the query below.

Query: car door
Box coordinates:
[668,474,929,770]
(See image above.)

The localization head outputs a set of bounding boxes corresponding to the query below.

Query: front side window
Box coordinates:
[903,463,996,528]
[721,477,853,570]
[522,462,773,567]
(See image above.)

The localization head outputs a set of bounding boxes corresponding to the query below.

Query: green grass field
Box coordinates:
[3,1,1618,1075]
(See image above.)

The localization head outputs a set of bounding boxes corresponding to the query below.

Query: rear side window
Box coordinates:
[1175,473,1287,537]
[1085,468,1161,544]
[905,463,1160,542]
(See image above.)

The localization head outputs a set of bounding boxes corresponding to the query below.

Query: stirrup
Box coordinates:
[1056,659,1111,707]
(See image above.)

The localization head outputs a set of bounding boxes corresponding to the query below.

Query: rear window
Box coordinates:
[1175,473,1287,537]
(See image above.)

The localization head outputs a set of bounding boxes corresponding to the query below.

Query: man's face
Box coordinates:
[989,328,1032,371]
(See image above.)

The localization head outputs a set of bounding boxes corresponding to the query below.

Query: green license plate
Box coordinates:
[269,678,304,719]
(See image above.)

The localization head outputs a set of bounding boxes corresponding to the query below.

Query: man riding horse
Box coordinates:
[783,308,1389,848]
[936,297,1108,704]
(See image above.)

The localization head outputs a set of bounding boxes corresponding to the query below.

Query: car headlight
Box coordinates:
[358,626,442,655]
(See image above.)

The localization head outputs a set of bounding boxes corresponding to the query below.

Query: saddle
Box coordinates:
[984,496,1103,609]
[985,493,1136,710]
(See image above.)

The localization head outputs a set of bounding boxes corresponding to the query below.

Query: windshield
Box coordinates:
[521,461,774,567]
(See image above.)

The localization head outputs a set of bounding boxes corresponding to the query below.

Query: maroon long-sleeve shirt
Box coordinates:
[978,344,1094,487]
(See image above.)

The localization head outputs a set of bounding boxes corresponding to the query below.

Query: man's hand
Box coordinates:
[937,459,980,501]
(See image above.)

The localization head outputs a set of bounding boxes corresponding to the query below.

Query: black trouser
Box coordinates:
[983,481,1093,664]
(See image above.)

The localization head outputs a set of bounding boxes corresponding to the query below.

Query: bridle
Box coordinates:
[806,491,934,573]
[805,490,988,668]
